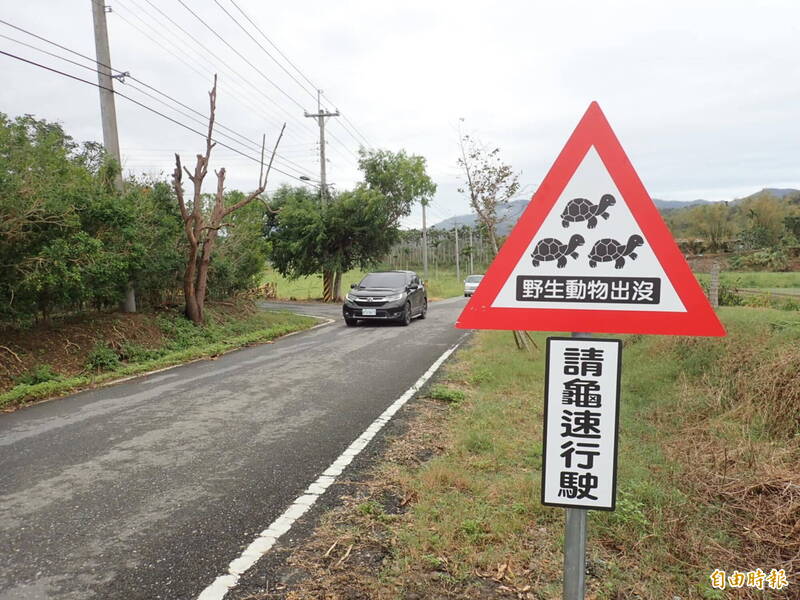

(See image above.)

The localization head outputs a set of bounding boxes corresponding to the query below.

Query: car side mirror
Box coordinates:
[408,284,418,291]
[350,283,357,289]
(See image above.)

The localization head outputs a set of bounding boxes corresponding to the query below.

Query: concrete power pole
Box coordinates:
[421,202,428,281]
[468,226,474,274]
[304,90,339,205]
[91,0,135,312]
[454,224,460,283]
[304,90,339,301]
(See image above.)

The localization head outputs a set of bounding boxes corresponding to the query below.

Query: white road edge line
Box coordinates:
[196,336,467,600]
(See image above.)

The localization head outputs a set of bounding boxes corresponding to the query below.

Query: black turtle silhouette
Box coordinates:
[530,234,585,268]
[561,194,616,229]
[588,235,644,269]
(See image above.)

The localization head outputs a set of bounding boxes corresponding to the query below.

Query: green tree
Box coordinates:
[737,192,793,249]
[266,185,406,289]
[357,149,437,222]
[691,202,734,252]
[0,113,136,323]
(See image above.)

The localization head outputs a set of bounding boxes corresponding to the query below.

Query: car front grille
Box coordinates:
[354,299,388,307]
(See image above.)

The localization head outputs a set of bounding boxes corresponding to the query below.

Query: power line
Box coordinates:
[112,1,304,140]
[223,0,374,149]
[0,22,316,178]
[227,0,319,94]
[174,0,309,115]
[120,0,317,145]
[212,0,318,103]
[0,48,319,187]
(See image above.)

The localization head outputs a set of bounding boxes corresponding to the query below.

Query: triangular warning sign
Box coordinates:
[456,102,725,336]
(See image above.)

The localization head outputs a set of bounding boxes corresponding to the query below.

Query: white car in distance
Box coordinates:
[463,274,484,297]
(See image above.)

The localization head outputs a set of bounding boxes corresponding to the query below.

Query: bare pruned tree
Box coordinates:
[457,130,536,352]
[172,75,285,324]
[457,133,520,256]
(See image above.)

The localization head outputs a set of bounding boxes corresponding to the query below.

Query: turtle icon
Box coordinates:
[588,235,644,269]
[530,234,585,268]
[561,194,616,229]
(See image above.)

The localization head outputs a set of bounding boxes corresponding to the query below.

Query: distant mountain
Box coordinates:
[732,187,800,204]
[430,188,799,233]
[431,198,528,234]
[652,199,713,210]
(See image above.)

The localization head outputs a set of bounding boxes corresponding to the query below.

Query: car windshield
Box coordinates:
[465,275,483,283]
[357,272,407,289]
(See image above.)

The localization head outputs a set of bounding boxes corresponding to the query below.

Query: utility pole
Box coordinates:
[305,90,339,205]
[454,224,460,283]
[304,90,339,301]
[421,201,428,281]
[468,226,474,274]
[91,1,136,312]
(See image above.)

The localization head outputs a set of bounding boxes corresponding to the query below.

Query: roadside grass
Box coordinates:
[0,305,316,410]
[695,270,800,289]
[270,306,799,599]
[262,263,474,301]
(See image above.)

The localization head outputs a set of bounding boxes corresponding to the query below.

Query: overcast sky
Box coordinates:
[2,1,799,229]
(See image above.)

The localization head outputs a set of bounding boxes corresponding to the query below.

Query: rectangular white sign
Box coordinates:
[541,337,621,510]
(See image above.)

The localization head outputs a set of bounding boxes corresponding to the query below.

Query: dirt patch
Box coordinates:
[0,311,164,394]
[0,300,264,397]
[684,253,730,273]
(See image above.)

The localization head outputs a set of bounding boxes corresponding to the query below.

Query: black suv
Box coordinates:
[343,270,427,326]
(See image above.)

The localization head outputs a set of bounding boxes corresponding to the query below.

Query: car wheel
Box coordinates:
[401,302,412,326]
[419,298,427,319]
[464,293,469,297]
[345,318,358,327]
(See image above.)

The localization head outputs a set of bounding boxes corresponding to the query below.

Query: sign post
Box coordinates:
[455,102,724,598]
[564,506,587,599]
[564,332,590,600]
[543,335,622,597]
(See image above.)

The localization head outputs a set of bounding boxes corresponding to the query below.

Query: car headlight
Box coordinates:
[384,292,404,302]
[346,292,358,302]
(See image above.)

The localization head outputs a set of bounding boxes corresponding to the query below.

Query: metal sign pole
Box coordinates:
[564,331,591,600]
[564,507,587,599]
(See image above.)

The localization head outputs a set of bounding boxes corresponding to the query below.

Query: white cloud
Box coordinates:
[2,0,798,230]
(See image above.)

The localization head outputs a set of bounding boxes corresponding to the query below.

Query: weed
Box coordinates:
[467,366,494,385]
[421,554,444,571]
[357,500,384,518]
[459,519,483,542]
[462,429,493,454]
[119,343,162,363]
[611,492,649,530]
[428,385,465,403]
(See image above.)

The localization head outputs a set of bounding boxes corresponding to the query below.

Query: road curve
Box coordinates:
[0,297,468,600]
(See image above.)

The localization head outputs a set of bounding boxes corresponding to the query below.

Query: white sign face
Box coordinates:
[491,148,685,312]
[541,337,621,511]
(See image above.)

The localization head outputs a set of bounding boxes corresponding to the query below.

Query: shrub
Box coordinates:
[699,280,743,307]
[728,250,789,271]
[14,364,62,386]
[85,343,120,371]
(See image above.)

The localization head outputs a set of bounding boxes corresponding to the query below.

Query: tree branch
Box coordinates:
[222,123,285,218]
[173,153,189,222]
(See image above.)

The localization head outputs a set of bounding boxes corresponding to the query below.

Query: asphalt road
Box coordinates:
[0,297,469,600]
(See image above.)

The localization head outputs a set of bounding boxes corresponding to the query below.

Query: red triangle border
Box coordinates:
[455,102,726,337]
